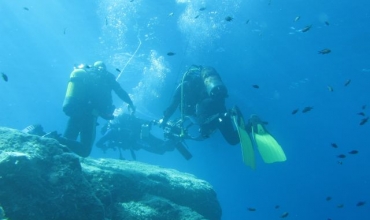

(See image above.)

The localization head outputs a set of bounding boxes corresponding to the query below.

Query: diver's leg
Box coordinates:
[140,134,175,154]
[77,115,97,157]
[219,115,240,145]
[63,117,80,140]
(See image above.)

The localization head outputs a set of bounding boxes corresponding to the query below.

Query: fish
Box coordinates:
[357,112,366,116]
[344,79,351,86]
[291,109,299,115]
[168,12,174,16]
[356,201,366,207]
[331,143,338,148]
[362,105,367,110]
[360,117,369,125]
[318,49,331,54]
[280,212,289,218]
[337,154,346,159]
[327,86,334,92]
[225,16,233,22]
[325,21,330,26]
[245,19,250,24]
[23,7,29,11]
[167,52,175,56]
[348,150,359,154]
[63,28,67,35]
[337,161,343,165]
[275,205,280,209]
[247,207,256,211]
[105,17,108,25]
[326,196,332,201]
[115,68,121,73]
[252,85,259,89]
[199,7,206,11]
[1,72,8,82]
[194,15,200,19]
[302,106,313,113]
[300,25,312,32]
[337,204,344,208]
[294,16,300,22]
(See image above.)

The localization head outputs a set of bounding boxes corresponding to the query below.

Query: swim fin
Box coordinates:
[231,106,256,169]
[252,123,286,163]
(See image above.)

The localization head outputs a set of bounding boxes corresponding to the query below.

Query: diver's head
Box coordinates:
[93,61,107,72]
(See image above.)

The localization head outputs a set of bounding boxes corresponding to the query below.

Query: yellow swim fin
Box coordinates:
[231,106,256,169]
[252,124,286,163]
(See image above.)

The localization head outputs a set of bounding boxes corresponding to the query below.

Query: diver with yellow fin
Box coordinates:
[160,65,286,168]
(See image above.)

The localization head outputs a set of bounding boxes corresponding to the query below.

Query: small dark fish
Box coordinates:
[225,16,233,22]
[357,112,366,117]
[360,117,369,125]
[167,52,175,56]
[302,106,313,113]
[63,28,67,35]
[327,86,334,92]
[23,7,29,11]
[356,201,366,206]
[325,21,330,26]
[105,17,108,26]
[247,207,256,211]
[318,49,331,54]
[326,196,332,201]
[356,201,366,207]
[252,85,259,89]
[344,79,351,86]
[331,143,338,148]
[275,205,280,209]
[291,109,299,115]
[194,15,200,19]
[362,105,367,110]
[1,72,8,82]
[337,204,344,208]
[337,161,343,165]
[280,212,289,218]
[337,154,346,159]
[348,150,359,154]
[245,19,250,24]
[301,25,312,32]
[199,7,206,11]
[115,68,121,73]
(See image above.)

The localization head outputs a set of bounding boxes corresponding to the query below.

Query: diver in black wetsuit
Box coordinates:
[160,65,239,145]
[60,61,135,157]
[96,108,192,160]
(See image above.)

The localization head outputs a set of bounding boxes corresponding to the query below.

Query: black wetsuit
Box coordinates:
[163,73,239,145]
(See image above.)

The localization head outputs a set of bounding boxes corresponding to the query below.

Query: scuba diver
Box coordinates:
[160,65,239,145]
[96,108,192,160]
[160,65,287,169]
[55,61,135,157]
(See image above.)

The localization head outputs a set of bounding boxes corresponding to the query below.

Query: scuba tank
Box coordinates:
[200,66,228,99]
[62,64,91,117]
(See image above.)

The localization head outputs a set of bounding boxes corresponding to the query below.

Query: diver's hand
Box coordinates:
[157,118,168,128]
[128,104,136,115]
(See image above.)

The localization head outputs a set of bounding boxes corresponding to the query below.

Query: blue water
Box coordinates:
[1,0,370,219]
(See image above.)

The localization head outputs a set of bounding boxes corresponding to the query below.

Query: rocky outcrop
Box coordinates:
[0,127,221,220]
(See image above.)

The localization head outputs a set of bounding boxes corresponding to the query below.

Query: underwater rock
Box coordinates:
[0,127,221,220]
